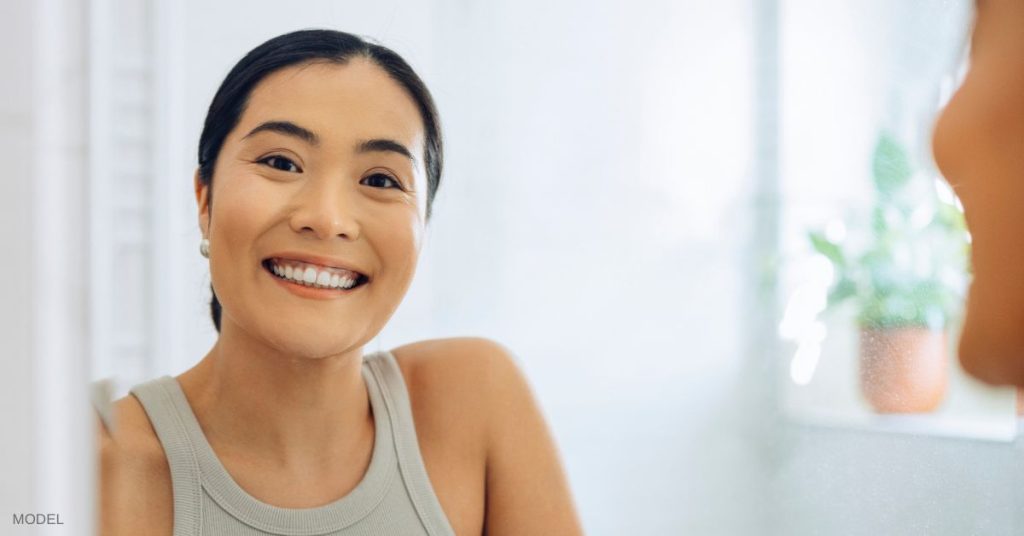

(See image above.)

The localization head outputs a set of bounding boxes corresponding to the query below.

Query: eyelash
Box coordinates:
[259,155,301,173]
[362,173,403,190]
[256,155,404,190]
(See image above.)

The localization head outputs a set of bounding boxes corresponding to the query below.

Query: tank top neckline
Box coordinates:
[150,351,398,534]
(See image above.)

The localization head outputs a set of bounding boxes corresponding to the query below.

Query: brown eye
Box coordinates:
[361,173,402,189]
[259,155,301,173]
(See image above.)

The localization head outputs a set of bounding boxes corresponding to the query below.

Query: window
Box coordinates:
[775,0,1015,441]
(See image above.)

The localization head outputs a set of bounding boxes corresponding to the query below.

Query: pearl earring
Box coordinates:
[200,238,210,258]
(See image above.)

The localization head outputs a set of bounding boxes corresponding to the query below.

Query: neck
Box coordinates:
[177,322,373,472]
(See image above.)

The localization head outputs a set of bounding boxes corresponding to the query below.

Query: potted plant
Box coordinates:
[808,130,970,413]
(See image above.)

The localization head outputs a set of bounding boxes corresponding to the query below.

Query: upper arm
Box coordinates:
[475,340,584,536]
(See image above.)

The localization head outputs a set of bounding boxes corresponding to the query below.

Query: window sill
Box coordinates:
[785,406,1018,442]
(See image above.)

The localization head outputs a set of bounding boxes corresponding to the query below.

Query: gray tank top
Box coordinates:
[127,350,456,536]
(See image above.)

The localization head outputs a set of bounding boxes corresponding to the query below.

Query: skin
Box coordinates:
[932,0,1024,387]
[96,58,583,535]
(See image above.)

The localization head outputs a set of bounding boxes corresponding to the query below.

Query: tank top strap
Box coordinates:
[364,350,455,536]
[130,376,204,536]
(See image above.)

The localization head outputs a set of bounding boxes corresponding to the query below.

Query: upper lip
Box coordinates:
[264,251,369,278]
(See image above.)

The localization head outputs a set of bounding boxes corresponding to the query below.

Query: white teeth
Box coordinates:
[268,260,363,290]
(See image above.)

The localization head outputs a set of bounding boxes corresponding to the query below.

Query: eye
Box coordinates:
[361,172,403,190]
[258,155,301,173]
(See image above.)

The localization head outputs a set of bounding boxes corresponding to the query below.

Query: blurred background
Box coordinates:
[3,0,1021,534]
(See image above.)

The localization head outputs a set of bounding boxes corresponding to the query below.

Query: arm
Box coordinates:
[480,341,585,536]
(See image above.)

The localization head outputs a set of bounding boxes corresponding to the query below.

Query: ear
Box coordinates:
[194,169,211,237]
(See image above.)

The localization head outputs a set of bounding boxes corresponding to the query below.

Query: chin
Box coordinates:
[244,318,364,358]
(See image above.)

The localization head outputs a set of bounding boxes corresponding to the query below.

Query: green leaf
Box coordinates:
[872,131,913,197]
[809,231,845,267]
[828,277,857,307]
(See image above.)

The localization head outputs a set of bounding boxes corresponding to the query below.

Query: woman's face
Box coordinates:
[196,59,428,358]
[932,0,1024,384]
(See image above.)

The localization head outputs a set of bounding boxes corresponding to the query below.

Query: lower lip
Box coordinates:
[263,264,367,300]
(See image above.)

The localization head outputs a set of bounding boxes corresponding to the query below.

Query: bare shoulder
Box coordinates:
[392,337,544,450]
[388,337,521,451]
[390,336,521,395]
[97,394,174,535]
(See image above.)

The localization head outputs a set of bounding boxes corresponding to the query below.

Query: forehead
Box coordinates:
[238,59,424,152]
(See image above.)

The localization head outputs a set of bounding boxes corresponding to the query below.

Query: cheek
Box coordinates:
[208,174,278,281]
[213,173,275,231]
[374,209,424,279]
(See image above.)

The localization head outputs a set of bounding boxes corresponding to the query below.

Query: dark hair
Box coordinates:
[198,29,443,333]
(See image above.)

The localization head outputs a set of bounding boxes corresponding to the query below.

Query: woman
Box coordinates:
[932,0,1024,387]
[97,29,583,535]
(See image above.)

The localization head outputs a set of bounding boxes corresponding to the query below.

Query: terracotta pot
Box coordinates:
[858,327,948,413]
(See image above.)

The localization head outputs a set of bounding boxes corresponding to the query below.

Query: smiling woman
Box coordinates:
[95,29,583,536]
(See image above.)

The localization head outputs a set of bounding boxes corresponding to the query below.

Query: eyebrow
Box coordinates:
[242,120,415,163]
[243,120,319,146]
[357,138,415,164]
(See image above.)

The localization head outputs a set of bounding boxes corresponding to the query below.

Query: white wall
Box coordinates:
[416,2,762,532]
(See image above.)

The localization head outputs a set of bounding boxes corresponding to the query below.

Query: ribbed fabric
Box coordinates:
[128,350,456,536]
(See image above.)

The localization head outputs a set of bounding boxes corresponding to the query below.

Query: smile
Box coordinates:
[261,258,369,293]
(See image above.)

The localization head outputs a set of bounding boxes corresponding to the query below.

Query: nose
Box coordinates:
[288,176,362,241]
